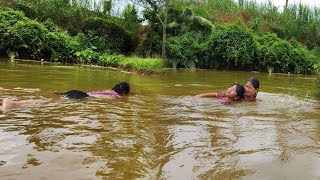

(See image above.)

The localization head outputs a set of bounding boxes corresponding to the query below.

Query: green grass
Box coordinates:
[98,53,164,74]
[120,57,164,73]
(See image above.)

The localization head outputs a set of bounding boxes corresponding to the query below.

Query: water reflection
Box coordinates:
[0,61,319,179]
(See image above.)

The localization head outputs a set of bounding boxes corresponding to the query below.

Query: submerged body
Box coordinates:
[1,82,130,111]
[195,83,245,105]
[59,89,121,99]
[60,82,130,100]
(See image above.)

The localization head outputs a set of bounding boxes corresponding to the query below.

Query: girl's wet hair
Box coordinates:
[112,82,130,95]
[247,77,260,97]
[247,77,260,89]
[55,90,89,99]
[233,83,245,100]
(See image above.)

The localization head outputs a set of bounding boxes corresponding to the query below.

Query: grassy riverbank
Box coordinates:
[73,49,164,74]
[98,55,164,74]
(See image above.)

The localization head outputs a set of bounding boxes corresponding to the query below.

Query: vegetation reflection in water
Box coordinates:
[0,60,319,179]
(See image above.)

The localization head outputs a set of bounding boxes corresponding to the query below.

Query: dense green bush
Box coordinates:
[264,39,292,73]
[0,8,27,54]
[3,19,48,59]
[135,30,162,58]
[291,48,318,74]
[270,23,286,39]
[43,31,78,61]
[40,19,79,61]
[14,0,86,35]
[21,0,70,27]
[255,33,318,73]
[0,8,79,61]
[0,8,82,61]
[42,19,60,32]
[167,32,203,68]
[0,8,26,26]
[14,0,37,19]
[72,33,90,51]
[67,6,85,36]
[83,17,133,54]
[314,60,320,75]
[206,24,256,68]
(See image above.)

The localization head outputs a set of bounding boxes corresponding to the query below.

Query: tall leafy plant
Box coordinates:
[167,32,202,68]
[207,24,255,68]
[4,19,48,59]
[82,17,132,54]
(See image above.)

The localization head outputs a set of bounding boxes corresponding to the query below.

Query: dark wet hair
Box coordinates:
[112,82,130,95]
[247,77,260,89]
[233,83,245,100]
[56,90,89,99]
[247,77,260,97]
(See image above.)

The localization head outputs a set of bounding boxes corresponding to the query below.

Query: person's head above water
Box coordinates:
[112,82,130,95]
[226,83,245,101]
[245,77,260,98]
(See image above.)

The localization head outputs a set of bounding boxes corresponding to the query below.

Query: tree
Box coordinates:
[122,3,140,33]
[285,0,288,8]
[131,0,175,59]
[172,8,214,33]
[103,0,112,16]
[239,0,243,8]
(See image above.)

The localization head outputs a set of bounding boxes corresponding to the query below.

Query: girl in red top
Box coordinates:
[195,83,245,105]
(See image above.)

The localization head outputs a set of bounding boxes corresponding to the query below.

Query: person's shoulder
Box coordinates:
[217,92,226,98]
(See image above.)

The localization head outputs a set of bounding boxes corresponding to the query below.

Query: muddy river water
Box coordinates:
[0,60,319,179]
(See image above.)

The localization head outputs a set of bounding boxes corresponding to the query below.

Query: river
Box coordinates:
[0,59,319,179]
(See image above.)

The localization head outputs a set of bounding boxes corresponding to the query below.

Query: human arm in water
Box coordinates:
[194,92,218,98]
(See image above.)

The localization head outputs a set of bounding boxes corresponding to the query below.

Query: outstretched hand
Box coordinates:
[194,92,218,98]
